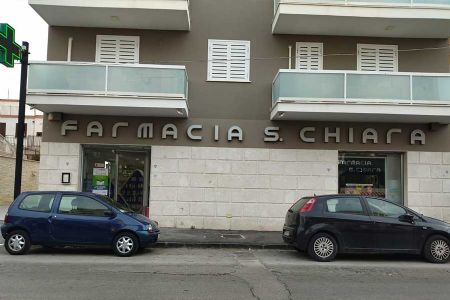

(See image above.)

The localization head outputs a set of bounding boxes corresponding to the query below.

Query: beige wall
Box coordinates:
[407,152,450,223]
[150,146,337,230]
[45,0,449,122]
[0,156,39,205]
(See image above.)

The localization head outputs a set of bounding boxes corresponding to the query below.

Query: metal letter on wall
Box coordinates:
[187,125,203,141]
[228,126,243,141]
[214,125,219,141]
[137,123,154,139]
[300,127,315,143]
[112,122,128,138]
[162,124,178,140]
[324,127,340,143]
[264,127,280,142]
[61,120,78,136]
[362,128,378,144]
[387,128,402,144]
[411,129,426,145]
[348,128,354,144]
[87,121,103,137]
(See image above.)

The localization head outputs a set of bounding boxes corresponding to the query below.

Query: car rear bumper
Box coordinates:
[136,230,159,247]
[282,225,308,251]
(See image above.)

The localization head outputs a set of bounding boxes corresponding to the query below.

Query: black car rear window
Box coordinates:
[291,197,311,211]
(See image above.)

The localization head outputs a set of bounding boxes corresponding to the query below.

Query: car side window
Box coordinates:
[326,198,365,215]
[19,194,55,213]
[366,198,406,218]
[58,195,110,217]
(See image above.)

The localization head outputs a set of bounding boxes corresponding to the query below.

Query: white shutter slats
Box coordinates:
[96,35,139,64]
[358,44,398,72]
[295,42,323,71]
[208,40,250,82]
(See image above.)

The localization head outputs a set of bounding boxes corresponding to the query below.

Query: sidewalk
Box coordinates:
[0,205,289,249]
[156,227,290,249]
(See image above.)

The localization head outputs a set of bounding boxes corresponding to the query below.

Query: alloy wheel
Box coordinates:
[430,239,450,261]
[8,234,25,252]
[116,236,134,254]
[313,237,334,259]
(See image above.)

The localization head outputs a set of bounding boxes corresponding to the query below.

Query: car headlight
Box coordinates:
[145,224,153,231]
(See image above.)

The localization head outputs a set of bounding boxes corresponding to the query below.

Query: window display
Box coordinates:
[338,152,403,204]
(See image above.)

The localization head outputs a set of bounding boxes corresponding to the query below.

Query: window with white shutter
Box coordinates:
[295,42,323,70]
[208,39,250,82]
[357,44,398,72]
[95,35,140,64]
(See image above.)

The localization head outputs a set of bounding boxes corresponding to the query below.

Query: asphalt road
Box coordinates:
[0,246,449,300]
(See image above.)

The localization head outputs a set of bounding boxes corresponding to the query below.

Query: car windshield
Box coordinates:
[97,196,132,213]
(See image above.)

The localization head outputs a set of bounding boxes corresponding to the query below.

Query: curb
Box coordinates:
[154,242,293,250]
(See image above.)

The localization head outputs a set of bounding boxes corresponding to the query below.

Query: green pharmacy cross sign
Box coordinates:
[0,23,22,68]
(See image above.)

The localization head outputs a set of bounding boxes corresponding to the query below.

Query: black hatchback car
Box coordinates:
[283,195,450,263]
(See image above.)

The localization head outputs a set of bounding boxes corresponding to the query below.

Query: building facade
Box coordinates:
[28,0,450,230]
[0,99,43,159]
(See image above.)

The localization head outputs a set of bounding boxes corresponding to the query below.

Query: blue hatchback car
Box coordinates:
[1,192,160,257]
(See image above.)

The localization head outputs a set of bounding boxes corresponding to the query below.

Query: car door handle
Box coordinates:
[47,215,56,223]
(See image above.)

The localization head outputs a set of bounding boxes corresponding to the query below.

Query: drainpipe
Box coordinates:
[67,37,73,62]
[288,45,292,69]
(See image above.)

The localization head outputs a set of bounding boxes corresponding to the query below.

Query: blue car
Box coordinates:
[1,192,160,257]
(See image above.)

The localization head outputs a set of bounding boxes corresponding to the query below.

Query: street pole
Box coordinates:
[13,41,29,199]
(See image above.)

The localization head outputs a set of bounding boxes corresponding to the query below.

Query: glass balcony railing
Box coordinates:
[28,62,188,101]
[272,70,450,106]
[274,0,450,14]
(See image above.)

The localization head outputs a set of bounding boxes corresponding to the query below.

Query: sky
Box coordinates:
[0,0,48,99]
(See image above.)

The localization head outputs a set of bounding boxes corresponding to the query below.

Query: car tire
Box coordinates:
[5,230,31,255]
[307,233,338,262]
[112,232,139,257]
[424,235,450,264]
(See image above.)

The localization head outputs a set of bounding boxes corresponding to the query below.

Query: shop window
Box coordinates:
[338,152,403,205]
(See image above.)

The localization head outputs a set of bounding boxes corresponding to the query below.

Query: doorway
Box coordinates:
[82,146,150,214]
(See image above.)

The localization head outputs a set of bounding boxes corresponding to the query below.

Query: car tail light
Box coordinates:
[300,198,316,213]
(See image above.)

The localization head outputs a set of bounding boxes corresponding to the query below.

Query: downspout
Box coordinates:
[67,37,73,62]
[288,45,292,69]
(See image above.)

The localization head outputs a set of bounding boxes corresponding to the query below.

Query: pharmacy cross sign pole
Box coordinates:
[0,23,30,199]
[0,23,22,67]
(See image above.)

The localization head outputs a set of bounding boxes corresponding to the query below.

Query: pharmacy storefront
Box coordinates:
[39,116,450,231]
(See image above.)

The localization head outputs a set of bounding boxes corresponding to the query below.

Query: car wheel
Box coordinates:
[113,232,139,257]
[308,233,338,262]
[424,235,450,264]
[5,230,31,255]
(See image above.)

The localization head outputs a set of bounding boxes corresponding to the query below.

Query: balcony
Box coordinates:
[271,70,450,123]
[29,0,190,30]
[273,0,450,38]
[27,62,189,117]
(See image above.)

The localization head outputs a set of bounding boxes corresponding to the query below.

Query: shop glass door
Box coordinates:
[82,147,149,214]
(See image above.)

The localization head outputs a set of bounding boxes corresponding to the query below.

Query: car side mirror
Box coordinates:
[398,214,414,223]
[104,211,116,218]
